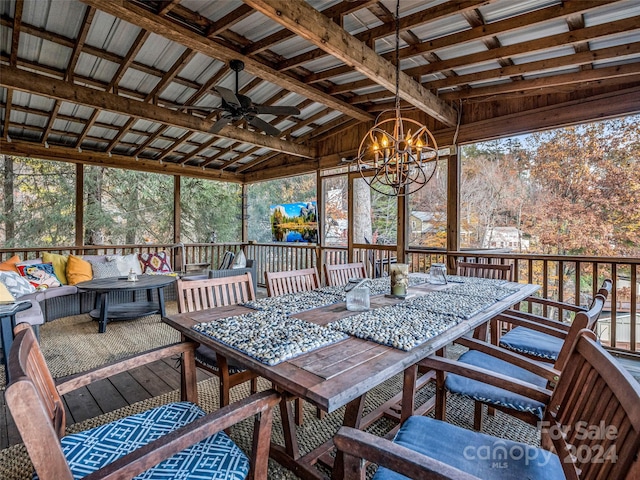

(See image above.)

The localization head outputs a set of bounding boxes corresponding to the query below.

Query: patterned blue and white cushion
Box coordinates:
[41,401,250,480]
[0,271,36,298]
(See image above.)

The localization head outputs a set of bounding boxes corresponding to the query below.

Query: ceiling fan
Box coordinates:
[175,60,300,137]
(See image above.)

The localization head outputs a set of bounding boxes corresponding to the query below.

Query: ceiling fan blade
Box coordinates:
[248,116,282,137]
[215,86,241,107]
[209,115,232,134]
[254,105,301,116]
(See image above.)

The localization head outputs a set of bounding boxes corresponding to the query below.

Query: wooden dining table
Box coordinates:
[163,276,539,480]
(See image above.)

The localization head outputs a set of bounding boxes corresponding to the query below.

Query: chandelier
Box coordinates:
[356,0,439,197]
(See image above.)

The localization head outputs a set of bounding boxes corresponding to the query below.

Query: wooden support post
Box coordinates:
[241,183,248,243]
[75,163,84,247]
[446,150,460,273]
[397,188,407,263]
[173,175,181,244]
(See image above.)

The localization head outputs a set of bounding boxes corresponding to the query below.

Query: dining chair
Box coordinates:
[324,262,367,286]
[454,260,514,342]
[265,267,320,296]
[427,293,606,432]
[494,279,612,362]
[6,323,280,480]
[335,328,640,480]
[456,260,514,280]
[264,267,321,424]
[175,273,259,409]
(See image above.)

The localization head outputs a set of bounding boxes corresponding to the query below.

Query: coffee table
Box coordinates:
[77,275,176,333]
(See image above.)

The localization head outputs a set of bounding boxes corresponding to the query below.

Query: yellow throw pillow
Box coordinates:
[43,252,69,285]
[66,255,93,285]
[0,255,21,274]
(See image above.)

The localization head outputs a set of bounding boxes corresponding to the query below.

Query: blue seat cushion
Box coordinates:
[373,416,563,480]
[499,326,563,361]
[46,401,249,480]
[445,350,547,419]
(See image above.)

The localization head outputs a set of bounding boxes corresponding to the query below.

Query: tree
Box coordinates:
[0,156,75,247]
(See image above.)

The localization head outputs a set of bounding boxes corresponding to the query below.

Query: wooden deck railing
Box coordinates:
[408,249,639,354]
[2,244,637,353]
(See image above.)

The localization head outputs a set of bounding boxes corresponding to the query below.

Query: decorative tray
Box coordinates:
[193,311,347,366]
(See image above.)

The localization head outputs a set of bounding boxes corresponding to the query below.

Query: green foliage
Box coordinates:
[83,167,174,244]
[180,178,241,243]
[1,157,75,247]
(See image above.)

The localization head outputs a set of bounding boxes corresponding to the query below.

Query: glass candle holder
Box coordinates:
[390,263,409,297]
[428,263,447,285]
[346,284,370,311]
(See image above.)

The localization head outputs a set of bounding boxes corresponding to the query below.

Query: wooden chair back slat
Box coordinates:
[553,294,605,373]
[6,324,74,480]
[457,261,514,281]
[265,267,320,297]
[325,262,367,287]
[176,273,255,313]
[545,330,640,480]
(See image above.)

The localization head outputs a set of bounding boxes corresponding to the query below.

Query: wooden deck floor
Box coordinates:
[0,357,215,449]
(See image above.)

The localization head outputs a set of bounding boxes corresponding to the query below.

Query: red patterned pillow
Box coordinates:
[138,252,172,274]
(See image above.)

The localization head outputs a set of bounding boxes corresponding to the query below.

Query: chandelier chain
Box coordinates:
[355,0,440,197]
[394,0,400,112]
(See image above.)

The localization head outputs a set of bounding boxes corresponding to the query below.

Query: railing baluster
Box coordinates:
[631,264,637,352]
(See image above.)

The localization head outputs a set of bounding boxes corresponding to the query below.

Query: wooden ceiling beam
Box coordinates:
[283,0,492,74]
[41,6,95,145]
[81,0,372,123]
[243,0,378,55]
[206,4,254,38]
[436,85,640,145]
[244,0,457,126]
[105,47,198,153]
[328,0,619,94]
[0,139,244,183]
[76,29,151,148]
[1,66,316,158]
[442,63,640,101]
[349,41,640,102]
[331,15,640,95]
[3,0,22,139]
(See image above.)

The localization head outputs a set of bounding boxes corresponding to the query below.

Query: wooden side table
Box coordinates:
[1,301,32,383]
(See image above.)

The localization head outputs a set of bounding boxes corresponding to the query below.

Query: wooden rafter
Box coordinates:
[244,0,378,56]
[105,48,198,153]
[75,29,151,148]
[80,0,373,123]
[328,0,616,95]
[3,0,22,139]
[285,0,493,76]
[41,6,95,145]
[0,139,243,183]
[244,0,457,126]
[441,63,640,101]
[0,67,316,158]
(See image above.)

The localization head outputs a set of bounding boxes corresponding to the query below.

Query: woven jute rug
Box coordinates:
[0,302,181,386]
[0,373,540,480]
